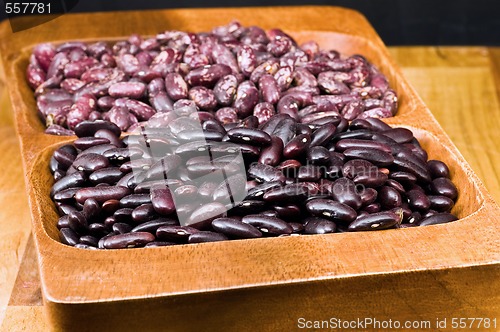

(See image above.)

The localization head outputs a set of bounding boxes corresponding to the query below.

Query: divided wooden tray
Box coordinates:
[1,6,499,331]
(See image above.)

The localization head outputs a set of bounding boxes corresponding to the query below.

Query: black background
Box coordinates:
[1,0,500,45]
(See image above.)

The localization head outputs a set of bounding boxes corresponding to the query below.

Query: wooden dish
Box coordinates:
[1,6,499,331]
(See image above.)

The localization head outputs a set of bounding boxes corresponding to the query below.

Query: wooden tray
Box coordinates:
[1,6,499,331]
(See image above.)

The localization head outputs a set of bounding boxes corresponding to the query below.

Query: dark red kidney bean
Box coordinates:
[79,235,99,248]
[113,208,134,223]
[202,119,227,135]
[378,186,402,209]
[145,155,182,180]
[335,139,392,154]
[405,140,428,162]
[343,148,394,167]
[120,194,151,208]
[53,188,78,202]
[427,160,451,179]
[305,199,357,223]
[389,171,417,186]
[297,165,322,182]
[310,123,337,147]
[273,204,302,220]
[287,222,304,233]
[364,203,381,214]
[82,198,100,220]
[50,172,86,198]
[227,127,272,146]
[283,134,310,159]
[74,137,110,151]
[259,137,284,166]
[74,120,121,138]
[430,177,458,200]
[131,218,177,233]
[59,228,79,246]
[212,217,262,239]
[212,173,247,202]
[382,128,413,144]
[385,179,405,193]
[188,86,217,111]
[330,178,362,210]
[307,146,330,165]
[263,183,310,203]
[72,153,109,172]
[155,225,198,242]
[348,211,401,231]
[177,130,224,142]
[184,202,227,229]
[359,187,378,206]
[75,186,130,204]
[394,157,431,183]
[101,199,121,215]
[231,200,267,214]
[258,74,280,104]
[188,231,228,243]
[186,161,239,178]
[245,181,282,200]
[259,113,289,134]
[185,64,232,88]
[173,185,199,201]
[103,232,155,249]
[213,75,238,106]
[56,203,78,216]
[296,123,313,136]
[150,185,175,216]
[404,211,422,225]
[233,80,259,117]
[332,129,373,143]
[423,210,439,218]
[406,189,431,211]
[241,215,292,236]
[272,117,296,146]
[144,241,177,247]
[53,149,76,169]
[304,217,337,234]
[112,222,133,234]
[68,211,88,233]
[353,171,388,188]
[309,116,342,127]
[418,213,458,226]
[342,159,375,179]
[248,163,286,184]
[427,195,454,212]
[95,128,123,148]
[131,204,156,223]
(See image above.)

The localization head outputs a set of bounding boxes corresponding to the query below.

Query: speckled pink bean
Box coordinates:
[188,86,217,110]
[108,82,146,99]
[258,74,281,104]
[237,45,256,76]
[273,66,293,91]
[165,73,188,100]
[215,107,238,124]
[213,74,238,106]
[125,99,156,121]
[185,64,232,88]
[233,80,259,118]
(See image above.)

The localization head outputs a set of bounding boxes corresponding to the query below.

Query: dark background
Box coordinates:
[2,0,500,45]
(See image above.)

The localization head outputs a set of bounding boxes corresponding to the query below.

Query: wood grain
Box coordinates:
[0,8,498,331]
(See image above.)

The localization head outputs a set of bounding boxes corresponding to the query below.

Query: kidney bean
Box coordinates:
[74,120,121,138]
[88,167,123,185]
[430,177,458,200]
[330,178,362,210]
[72,153,109,173]
[188,231,228,243]
[427,195,454,212]
[130,203,155,223]
[75,186,130,204]
[233,80,259,117]
[104,106,130,132]
[310,123,337,147]
[258,137,284,166]
[112,222,132,234]
[335,139,392,154]
[297,165,322,182]
[341,100,365,121]
[184,202,227,229]
[343,148,394,167]
[305,199,356,223]
[250,59,280,83]
[427,160,450,179]
[378,186,402,209]
[103,232,155,249]
[227,127,272,146]
[184,64,232,88]
[357,107,392,119]
[211,217,262,238]
[262,183,311,203]
[418,213,458,226]
[406,189,431,211]
[393,157,431,183]
[304,217,336,234]
[59,228,80,246]
[348,211,401,231]
[149,185,175,216]
[120,194,151,208]
[242,215,292,236]
[248,163,286,184]
[50,171,87,198]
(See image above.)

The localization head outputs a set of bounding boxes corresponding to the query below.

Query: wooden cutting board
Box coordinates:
[0,7,499,331]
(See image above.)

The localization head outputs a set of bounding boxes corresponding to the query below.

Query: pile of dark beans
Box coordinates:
[28,21,397,135]
[50,115,458,249]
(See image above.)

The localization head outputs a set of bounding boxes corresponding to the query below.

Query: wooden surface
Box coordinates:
[0,8,499,331]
